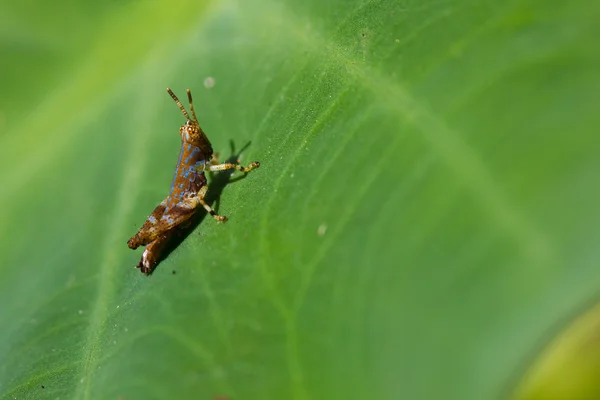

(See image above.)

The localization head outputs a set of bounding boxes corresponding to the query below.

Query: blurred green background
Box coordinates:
[1,0,599,399]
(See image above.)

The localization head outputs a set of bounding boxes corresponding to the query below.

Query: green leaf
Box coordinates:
[1,0,599,399]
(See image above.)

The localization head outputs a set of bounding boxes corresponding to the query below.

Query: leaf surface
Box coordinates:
[0,0,599,399]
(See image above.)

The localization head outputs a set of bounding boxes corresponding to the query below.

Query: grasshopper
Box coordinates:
[127,88,260,275]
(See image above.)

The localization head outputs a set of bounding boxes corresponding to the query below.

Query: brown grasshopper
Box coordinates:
[127,88,260,275]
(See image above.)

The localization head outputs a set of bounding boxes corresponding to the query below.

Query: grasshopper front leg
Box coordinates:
[189,185,228,222]
[208,161,260,173]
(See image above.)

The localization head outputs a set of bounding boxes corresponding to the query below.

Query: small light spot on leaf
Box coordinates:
[204,77,216,88]
[317,223,328,236]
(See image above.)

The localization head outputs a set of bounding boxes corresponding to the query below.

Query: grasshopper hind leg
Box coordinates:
[136,233,171,275]
[127,199,168,249]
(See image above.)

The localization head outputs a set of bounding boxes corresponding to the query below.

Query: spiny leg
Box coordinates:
[127,199,168,249]
[208,161,260,173]
[134,196,201,247]
[205,159,260,211]
[136,233,172,275]
[195,186,228,222]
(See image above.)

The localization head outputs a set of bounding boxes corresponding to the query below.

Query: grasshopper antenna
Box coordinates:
[167,88,191,120]
[186,89,199,122]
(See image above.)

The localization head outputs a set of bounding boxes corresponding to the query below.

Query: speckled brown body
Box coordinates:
[127,88,260,275]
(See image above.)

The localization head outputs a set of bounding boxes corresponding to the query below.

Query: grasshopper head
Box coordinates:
[167,88,213,156]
